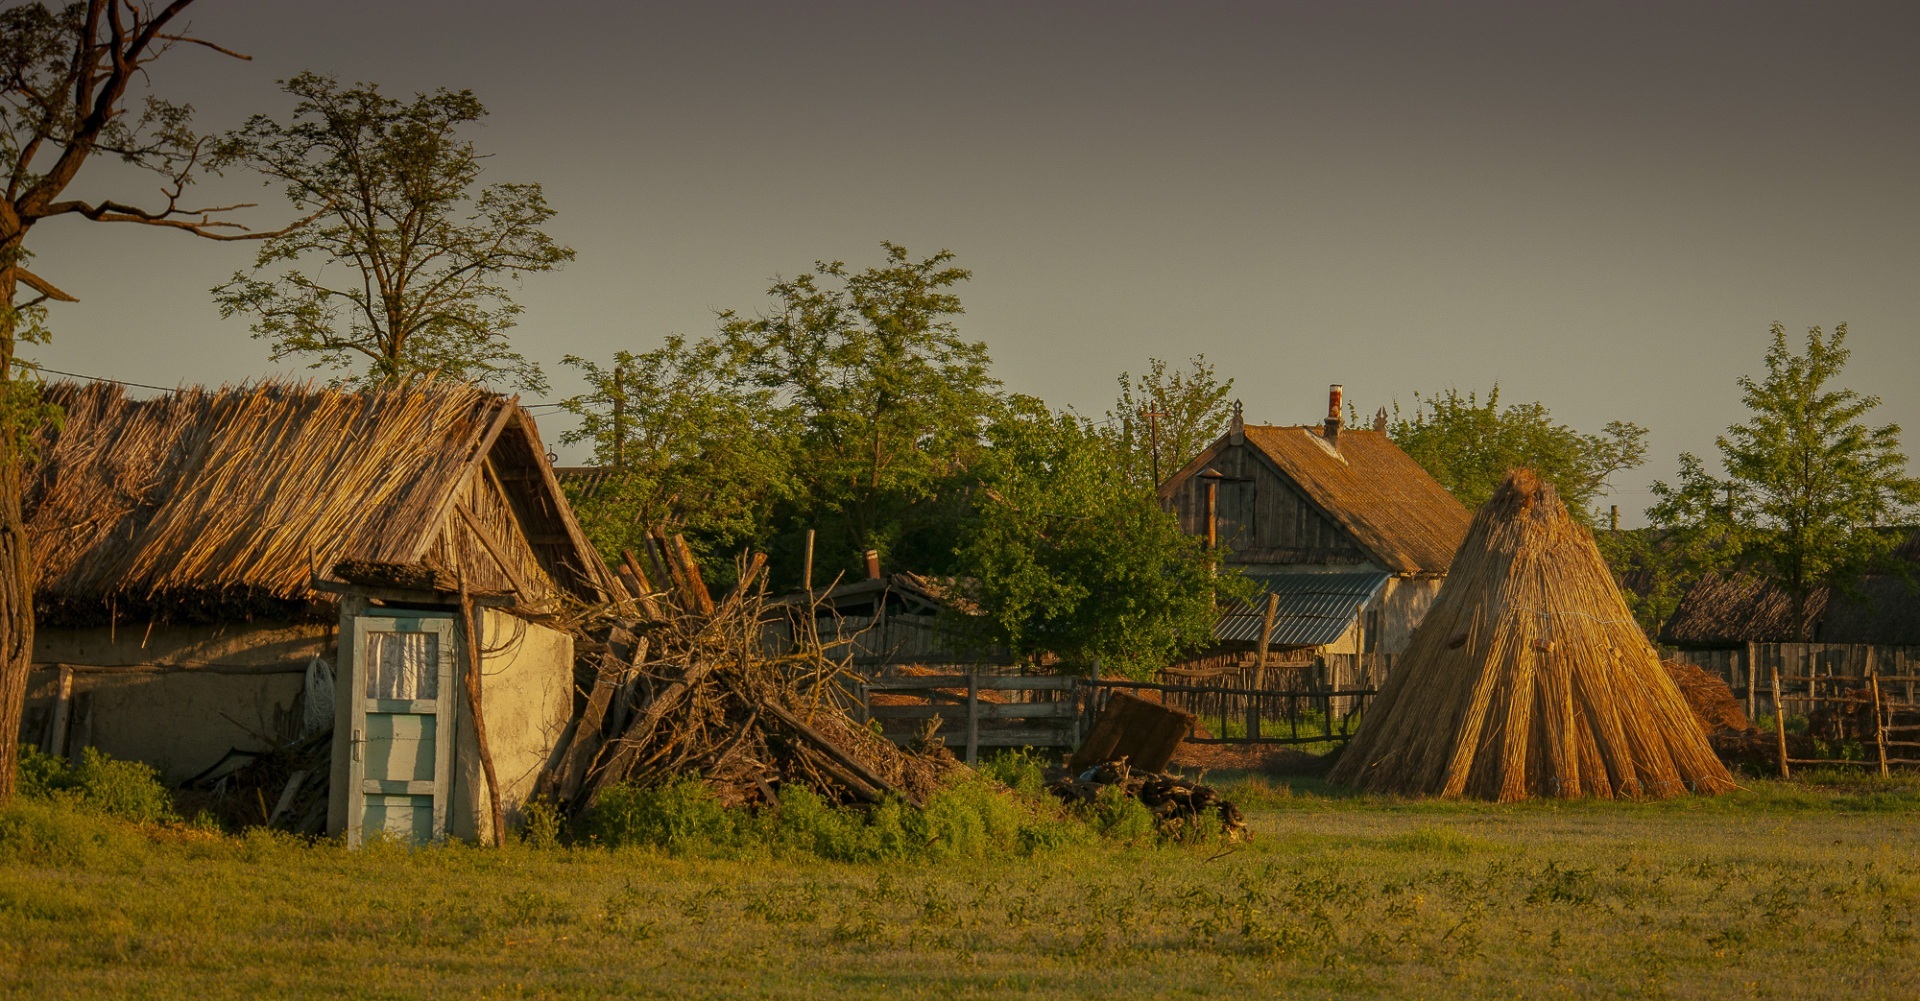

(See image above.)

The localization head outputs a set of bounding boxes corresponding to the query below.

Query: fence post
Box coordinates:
[1772,665,1789,779]
[1871,672,1889,778]
[1744,641,1757,722]
[965,673,980,766]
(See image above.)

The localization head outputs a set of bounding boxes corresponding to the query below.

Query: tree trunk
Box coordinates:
[0,433,29,800]
[0,260,30,800]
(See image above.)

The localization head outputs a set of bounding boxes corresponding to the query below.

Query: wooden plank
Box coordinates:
[966,674,980,766]
[1773,667,1789,779]
[34,660,312,676]
[865,701,1074,720]
[363,780,438,796]
[268,770,309,827]
[864,675,1075,692]
[406,398,519,564]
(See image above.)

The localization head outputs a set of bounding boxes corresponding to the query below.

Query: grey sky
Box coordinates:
[27,1,1920,523]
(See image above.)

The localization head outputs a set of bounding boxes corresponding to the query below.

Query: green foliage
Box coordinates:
[1388,386,1647,520]
[1648,324,1920,639]
[1100,354,1235,489]
[721,242,1003,578]
[17,746,177,825]
[951,401,1228,676]
[1592,525,1729,638]
[560,336,796,579]
[587,776,742,853]
[213,73,572,392]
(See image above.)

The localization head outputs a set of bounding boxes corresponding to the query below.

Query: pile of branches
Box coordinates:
[1048,759,1248,839]
[539,533,962,815]
[178,727,332,835]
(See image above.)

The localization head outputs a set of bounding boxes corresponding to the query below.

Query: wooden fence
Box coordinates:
[1663,643,1920,720]
[856,670,1377,764]
[1766,670,1920,776]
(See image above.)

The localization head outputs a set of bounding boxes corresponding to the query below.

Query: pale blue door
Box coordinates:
[347,613,457,846]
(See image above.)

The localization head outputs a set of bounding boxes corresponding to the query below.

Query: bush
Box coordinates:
[588,776,742,852]
[15,746,177,825]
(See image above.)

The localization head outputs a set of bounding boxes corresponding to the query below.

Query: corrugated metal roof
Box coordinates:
[1213,570,1389,647]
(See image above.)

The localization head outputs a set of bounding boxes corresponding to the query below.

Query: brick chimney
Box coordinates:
[1324,384,1344,448]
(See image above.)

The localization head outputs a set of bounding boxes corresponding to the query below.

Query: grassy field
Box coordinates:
[3,771,1919,999]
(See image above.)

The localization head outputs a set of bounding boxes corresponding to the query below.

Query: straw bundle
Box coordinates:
[1330,470,1733,800]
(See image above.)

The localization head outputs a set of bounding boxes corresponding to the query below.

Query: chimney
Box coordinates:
[1373,406,1388,433]
[1228,400,1245,445]
[864,549,881,580]
[1324,384,1344,448]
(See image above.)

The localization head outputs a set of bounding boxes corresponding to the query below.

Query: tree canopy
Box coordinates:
[563,243,1227,672]
[1099,354,1234,490]
[1647,323,1919,639]
[213,73,571,393]
[1387,386,1647,521]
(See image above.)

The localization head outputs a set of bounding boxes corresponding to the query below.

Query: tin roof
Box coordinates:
[1213,570,1389,647]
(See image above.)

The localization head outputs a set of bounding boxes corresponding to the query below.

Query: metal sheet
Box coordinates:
[1212,570,1390,648]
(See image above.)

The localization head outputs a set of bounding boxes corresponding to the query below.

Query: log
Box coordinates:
[582,652,726,803]
[757,697,921,808]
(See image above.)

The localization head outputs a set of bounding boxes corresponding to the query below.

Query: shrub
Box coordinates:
[15,746,177,825]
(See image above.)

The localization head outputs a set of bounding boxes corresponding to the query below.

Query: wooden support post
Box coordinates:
[1744,641,1757,723]
[42,666,73,757]
[966,673,980,766]
[64,692,93,768]
[1205,479,1218,551]
[458,580,506,847]
[1772,665,1789,780]
[1871,673,1889,778]
[802,528,815,594]
[1247,592,1279,740]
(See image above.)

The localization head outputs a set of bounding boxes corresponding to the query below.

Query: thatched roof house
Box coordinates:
[21,381,616,844]
[29,381,615,623]
[1159,386,1471,661]
[1662,536,1920,647]
[1329,470,1732,801]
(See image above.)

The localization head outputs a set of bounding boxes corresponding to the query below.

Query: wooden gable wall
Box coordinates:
[1165,442,1372,566]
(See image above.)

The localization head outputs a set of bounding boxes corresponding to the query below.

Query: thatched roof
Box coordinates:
[27,381,616,625]
[1330,470,1732,801]
[1161,425,1470,575]
[1662,567,1920,646]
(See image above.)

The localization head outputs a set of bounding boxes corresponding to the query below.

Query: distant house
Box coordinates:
[1662,536,1920,648]
[1158,385,1471,664]
[21,381,617,845]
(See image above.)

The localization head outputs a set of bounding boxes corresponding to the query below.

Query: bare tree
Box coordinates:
[0,1,303,798]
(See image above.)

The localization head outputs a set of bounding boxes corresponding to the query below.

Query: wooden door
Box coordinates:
[346,613,457,846]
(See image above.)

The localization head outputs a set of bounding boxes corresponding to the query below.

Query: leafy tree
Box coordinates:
[213,73,571,392]
[1647,323,1919,639]
[1099,354,1234,489]
[721,242,1002,576]
[0,0,298,799]
[952,401,1226,677]
[1388,386,1647,520]
[558,337,796,578]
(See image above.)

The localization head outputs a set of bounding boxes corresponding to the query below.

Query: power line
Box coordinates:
[19,364,181,394]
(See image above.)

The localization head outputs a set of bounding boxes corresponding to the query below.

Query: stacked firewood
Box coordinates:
[538,533,962,815]
[1047,759,1248,838]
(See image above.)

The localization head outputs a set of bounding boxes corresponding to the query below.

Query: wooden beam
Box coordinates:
[407,399,518,564]
[454,502,533,599]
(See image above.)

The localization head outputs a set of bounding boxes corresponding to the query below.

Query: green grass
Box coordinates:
[4,771,1920,999]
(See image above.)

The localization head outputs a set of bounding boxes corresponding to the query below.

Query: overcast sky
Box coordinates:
[26,1,1920,523]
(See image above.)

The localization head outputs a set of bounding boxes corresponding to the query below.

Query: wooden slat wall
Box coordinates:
[1167,443,1369,564]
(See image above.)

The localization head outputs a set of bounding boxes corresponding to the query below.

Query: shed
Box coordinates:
[1158,386,1471,661]
[19,381,617,844]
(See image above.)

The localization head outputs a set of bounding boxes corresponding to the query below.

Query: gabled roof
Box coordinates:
[27,381,615,624]
[1213,570,1389,647]
[1162,425,1470,575]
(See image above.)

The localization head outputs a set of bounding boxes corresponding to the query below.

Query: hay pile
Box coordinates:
[1662,660,1750,735]
[1330,470,1734,800]
[540,536,963,815]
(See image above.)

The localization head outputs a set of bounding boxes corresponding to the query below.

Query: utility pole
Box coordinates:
[1142,406,1168,486]
[611,362,627,469]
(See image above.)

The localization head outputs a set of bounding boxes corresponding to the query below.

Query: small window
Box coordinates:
[364,630,440,700]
